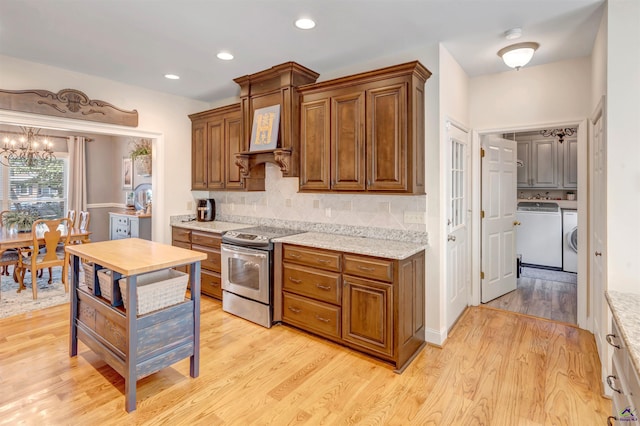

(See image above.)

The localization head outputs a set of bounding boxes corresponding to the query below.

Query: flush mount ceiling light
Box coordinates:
[295,18,316,30]
[164,74,180,80]
[497,42,539,70]
[216,51,234,61]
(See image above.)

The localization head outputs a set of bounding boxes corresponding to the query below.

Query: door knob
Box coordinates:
[447,234,456,242]
[513,221,521,226]
[595,251,602,256]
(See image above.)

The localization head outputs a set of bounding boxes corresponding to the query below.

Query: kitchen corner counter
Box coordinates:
[112,209,152,218]
[273,231,426,260]
[606,290,640,377]
[170,220,251,234]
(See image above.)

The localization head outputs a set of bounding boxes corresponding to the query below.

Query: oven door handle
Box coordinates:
[222,244,269,259]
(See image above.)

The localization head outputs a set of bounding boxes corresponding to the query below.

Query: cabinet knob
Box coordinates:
[513,221,521,226]
[595,251,602,257]
[447,234,456,242]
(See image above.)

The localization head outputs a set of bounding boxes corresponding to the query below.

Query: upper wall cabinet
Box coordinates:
[298,61,430,194]
[516,134,577,189]
[189,104,255,191]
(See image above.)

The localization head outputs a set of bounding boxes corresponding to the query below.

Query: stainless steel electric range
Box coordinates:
[221,226,303,328]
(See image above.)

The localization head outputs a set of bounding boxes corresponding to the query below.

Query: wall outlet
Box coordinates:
[325,208,331,218]
[404,211,426,224]
[187,201,193,210]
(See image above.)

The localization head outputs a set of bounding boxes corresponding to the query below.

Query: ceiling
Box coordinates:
[0,0,604,103]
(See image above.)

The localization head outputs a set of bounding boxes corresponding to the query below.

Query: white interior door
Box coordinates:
[481,135,517,303]
[590,103,608,375]
[446,122,471,328]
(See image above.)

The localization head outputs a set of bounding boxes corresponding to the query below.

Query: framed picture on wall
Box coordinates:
[122,157,132,189]
[249,105,280,151]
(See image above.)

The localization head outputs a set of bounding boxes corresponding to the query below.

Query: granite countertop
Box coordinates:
[606,290,640,376]
[273,231,426,260]
[171,220,251,234]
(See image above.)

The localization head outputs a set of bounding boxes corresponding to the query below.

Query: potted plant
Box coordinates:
[2,209,40,232]
[129,138,152,176]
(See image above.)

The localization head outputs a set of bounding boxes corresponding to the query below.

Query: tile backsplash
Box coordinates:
[199,163,427,233]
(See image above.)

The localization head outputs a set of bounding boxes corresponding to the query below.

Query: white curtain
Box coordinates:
[67,136,87,215]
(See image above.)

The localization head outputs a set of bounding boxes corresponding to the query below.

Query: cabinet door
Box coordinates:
[129,217,139,238]
[300,98,331,190]
[332,92,366,191]
[342,275,393,358]
[224,111,244,190]
[563,138,578,188]
[517,140,532,187]
[206,119,225,190]
[191,119,208,190]
[366,83,407,191]
[531,138,558,188]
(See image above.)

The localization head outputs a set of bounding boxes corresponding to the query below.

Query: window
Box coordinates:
[0,157,68,219]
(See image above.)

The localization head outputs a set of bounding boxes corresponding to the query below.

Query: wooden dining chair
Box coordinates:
[0,210,19,277]
[17,217,72,300]
[77,211,90,243]
[67,210,77,228]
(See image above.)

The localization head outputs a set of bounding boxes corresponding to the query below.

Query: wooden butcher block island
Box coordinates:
[66,238,207,412]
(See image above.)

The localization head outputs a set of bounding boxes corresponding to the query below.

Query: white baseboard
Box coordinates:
[425,327,447,347]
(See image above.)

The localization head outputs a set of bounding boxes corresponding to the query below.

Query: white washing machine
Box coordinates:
[516,202,563,268]
[562,209,578,273]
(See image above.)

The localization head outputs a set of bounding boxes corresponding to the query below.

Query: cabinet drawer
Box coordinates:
[343,254,393,282]
[191,244,221,272]
[283,245,341,272]
[201,269,222,300]
[283,292,341,339]
[172,227,191,243]
[283,263,341,305]
[191,231,221,248]
[172,240,191,250]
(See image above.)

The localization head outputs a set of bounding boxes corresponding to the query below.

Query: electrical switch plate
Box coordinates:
[404,211,426,224]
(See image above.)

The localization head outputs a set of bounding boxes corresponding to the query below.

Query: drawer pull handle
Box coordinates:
[357,265,375,271]
[606,333,621,349]
[288,277,302,284]
[288,253,301,258]
[315,315,330,323]
[606,375,622,393]
[288,306,301,314]
[317,259,330,264]
[316,284,331,291]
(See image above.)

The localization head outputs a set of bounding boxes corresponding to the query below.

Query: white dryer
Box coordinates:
[562,210,578,273]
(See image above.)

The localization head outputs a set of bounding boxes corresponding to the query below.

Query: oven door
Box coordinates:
[221,243,270,304]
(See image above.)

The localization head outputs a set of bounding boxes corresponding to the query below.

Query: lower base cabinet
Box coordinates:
[281,243,425,372]
[171,226,222,299]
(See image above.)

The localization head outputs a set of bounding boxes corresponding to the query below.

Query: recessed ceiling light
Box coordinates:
[295,18,316,30]
[164,74,180,80]
[217,52,234,61]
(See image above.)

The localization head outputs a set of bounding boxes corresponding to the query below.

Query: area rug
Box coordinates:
[521,266,577,285]
[0,268,72,319]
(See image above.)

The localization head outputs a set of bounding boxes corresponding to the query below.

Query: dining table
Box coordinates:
[0,226,92,284]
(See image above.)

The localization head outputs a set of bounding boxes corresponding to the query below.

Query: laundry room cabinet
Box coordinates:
[516,134,577,189]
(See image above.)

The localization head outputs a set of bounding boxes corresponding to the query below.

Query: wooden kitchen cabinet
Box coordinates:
[189,103,247,191]
[171,226,222,300]
[562,137,578,188]
[299,61,430,194]
[281,243,425,372]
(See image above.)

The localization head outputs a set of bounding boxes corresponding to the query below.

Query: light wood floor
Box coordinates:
[484,276,577,324]
[0,298,609,424]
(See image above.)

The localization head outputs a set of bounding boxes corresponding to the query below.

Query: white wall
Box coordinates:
[605,0,640,294]
[0,55,210,243]
[469,57,592,130]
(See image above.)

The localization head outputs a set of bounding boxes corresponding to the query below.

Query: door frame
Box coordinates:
[471,120,589,330]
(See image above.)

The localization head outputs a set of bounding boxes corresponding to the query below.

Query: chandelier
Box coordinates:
[0,126,56,167]
[540,128,577,144]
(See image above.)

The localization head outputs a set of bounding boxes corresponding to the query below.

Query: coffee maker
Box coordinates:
[196,199,215,222]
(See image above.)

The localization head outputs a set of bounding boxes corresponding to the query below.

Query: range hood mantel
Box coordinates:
[232,62,319,183]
